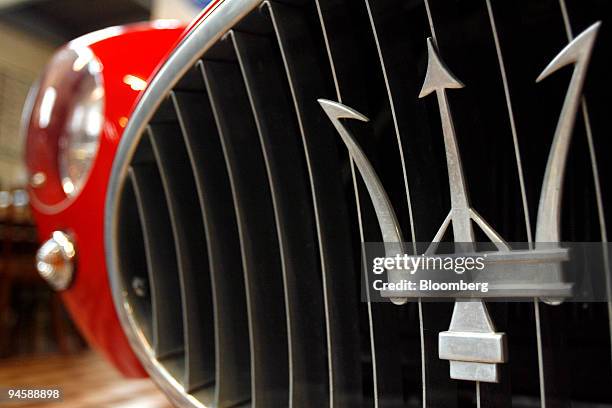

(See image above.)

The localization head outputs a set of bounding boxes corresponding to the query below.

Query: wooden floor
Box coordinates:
[0,351,172,407]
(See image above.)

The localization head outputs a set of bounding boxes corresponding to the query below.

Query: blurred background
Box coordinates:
[0,0,205,406]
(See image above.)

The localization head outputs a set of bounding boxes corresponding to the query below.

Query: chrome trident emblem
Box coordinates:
[319,21,600,383]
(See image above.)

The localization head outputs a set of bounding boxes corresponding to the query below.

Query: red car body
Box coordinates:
[24,21,192,377]
[26,0,230,375]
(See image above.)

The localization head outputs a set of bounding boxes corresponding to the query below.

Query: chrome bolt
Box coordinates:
[131,277,148,298]
[36,231,76,291]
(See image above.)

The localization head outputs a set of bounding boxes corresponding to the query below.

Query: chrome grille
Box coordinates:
[106,0,612,407]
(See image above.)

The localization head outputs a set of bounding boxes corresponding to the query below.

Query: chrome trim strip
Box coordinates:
[264,2,364,406]
[484,0,533,246]
[534,299,546,408]
[312,4,379,403]
[105,0,263,406]
[231,29,330,406]
[482,3,545,403]
[420,3,452,405]
[363,0,417,247]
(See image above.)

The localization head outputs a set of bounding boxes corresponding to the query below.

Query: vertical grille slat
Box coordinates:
[264,2,363,405]
[558,1,612,402]
[510,4,580,400]
[481,3,546,406]
[362,0,419,241]
[200,55,290,407]
[171,86,251,408]
[481,1,612,404]
[116,178,152,342]
[231,29,329,407]
[560,0,612,391]
[316,0,439,405]
[365,0,456,402]
[455,4,567,403]
[425,0,546,404]
[128,165,184,360]
[147,125,215,392]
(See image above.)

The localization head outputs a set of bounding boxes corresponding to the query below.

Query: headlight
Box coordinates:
[57,47,104,197]
[26,45,105,200]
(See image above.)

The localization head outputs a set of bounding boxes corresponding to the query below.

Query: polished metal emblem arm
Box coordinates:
[318,99,408,306]
[318,99,405,248]
[535,22,600,245]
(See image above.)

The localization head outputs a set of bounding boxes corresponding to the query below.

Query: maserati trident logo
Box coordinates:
[319,22,600,383]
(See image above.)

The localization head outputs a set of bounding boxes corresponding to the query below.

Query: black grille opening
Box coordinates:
[117,175,152,342]
[128,163,184,360]
[171,83,251,406]
[110,0,612,407]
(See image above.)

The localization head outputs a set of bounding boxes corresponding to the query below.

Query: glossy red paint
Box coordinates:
[25,22,185,377]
